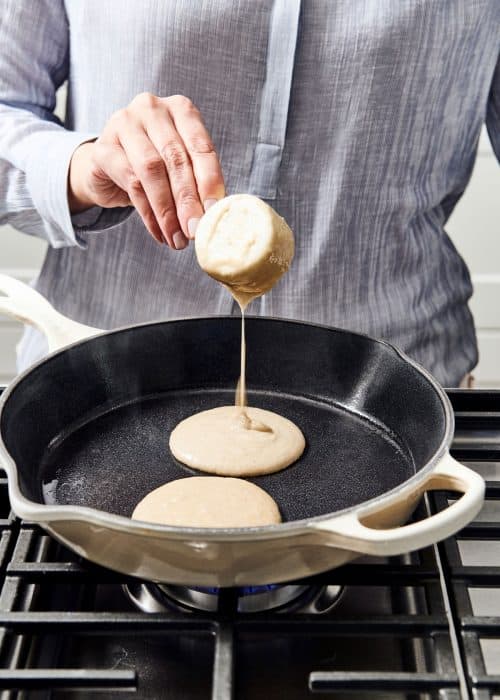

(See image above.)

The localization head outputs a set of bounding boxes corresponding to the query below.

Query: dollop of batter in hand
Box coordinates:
[195,193,295,308]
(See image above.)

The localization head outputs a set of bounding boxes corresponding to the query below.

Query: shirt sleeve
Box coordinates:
[486,53,500,162]
[0,0,132,249]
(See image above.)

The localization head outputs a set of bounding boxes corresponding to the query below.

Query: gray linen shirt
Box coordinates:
[1,0,499,386]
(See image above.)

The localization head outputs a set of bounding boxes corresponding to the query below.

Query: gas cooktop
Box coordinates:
[0,388,498,699]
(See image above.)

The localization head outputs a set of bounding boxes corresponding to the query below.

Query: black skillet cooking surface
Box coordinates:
[1,318,446,523]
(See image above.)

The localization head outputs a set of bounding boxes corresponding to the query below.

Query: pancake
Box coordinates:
[131,476,282,528]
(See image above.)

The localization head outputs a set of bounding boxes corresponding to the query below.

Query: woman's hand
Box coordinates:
[68,93,225,249]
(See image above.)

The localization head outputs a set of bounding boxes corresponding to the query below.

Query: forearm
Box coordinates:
[0,0,132,248]
[0,162,52,239]
[0,102,98,247]
[0,103,134,247]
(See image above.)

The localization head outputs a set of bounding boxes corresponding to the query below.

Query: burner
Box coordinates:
[124,581,343,614]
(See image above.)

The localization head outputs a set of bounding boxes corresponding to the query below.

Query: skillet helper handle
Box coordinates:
[310,454,484,555]
[0,274,102,352]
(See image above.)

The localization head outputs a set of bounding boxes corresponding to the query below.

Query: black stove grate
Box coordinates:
[434,391,500,700]
[0,388,497,699]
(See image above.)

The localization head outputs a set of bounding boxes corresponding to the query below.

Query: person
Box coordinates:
[0,1,498,387]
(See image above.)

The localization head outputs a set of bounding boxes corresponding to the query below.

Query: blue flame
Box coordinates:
[192,584,280,596]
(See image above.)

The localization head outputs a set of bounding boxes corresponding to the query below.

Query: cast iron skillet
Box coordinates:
[0,275,484,586]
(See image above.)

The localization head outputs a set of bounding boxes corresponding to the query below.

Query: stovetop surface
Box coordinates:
[0,389,498,700]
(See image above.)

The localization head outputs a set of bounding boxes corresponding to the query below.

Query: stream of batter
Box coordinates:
[169,195,306,478]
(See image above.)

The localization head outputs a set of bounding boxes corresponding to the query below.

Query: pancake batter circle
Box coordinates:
[131,476,282,528]
[169,405,305,477]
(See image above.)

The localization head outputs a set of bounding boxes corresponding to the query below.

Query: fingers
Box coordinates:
[91,142,164,244]
[165,96,225,230]
[144,105,205,241]
[116,120,189,248]
[97,93,225,248]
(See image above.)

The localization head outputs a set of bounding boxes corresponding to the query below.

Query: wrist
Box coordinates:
[67,141,96,214]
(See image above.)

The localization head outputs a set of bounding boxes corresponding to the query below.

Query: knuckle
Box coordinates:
[132,91,157,109]
[200,169,223,192]
[140,155,164,179]
[167,94,193,111]
[188,135,215,155]
[158,203,177,222]
[109,108,127,126]
[176,185,198,207]
[162,142,189,172]
[127,176,143,196]
[88,163,105,183]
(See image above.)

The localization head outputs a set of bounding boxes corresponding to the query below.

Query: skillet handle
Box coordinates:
[0,274,102,352]
[309,454,484,555]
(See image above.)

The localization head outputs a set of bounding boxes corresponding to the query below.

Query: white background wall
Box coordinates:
[446,129,500,387]
[1,128,499,386]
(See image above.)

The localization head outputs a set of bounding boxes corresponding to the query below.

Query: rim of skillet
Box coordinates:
[0,316,455,542]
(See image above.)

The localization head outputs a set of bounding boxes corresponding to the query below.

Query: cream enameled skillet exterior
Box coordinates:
[0,274,484,586]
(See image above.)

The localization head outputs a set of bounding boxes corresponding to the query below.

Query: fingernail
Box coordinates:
[173,231,189,250]
[187,217,200,239]
[204,199,218,211]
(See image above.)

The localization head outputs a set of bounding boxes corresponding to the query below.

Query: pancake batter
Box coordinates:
[131,476,282,527]
[169,195,305,477]
[169,405,305,476]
